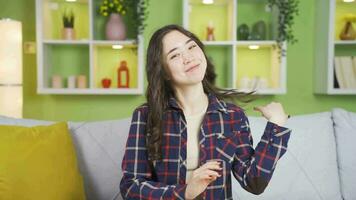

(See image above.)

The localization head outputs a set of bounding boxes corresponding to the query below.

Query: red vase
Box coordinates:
[117,61,129,88]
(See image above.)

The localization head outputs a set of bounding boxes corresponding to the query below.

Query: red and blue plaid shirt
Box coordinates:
[120,93,291,199]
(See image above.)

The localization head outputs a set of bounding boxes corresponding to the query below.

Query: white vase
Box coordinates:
[105,13,126,40]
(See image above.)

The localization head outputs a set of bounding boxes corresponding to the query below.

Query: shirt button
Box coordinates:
[200,144,205,148]
[273,128,277,132]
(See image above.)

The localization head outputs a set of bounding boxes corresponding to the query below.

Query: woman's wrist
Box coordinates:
[185,183,199,200]
[269,115,289,127]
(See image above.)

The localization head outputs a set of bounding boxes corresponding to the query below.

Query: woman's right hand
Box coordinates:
[184,161,222,200]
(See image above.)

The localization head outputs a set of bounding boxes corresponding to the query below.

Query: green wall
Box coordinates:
[0,0,355,122]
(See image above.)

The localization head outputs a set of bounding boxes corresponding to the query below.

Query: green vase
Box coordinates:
[237,24,249,40]
[251,20,267,40]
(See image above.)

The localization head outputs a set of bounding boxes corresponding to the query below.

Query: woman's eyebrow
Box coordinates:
[166,38,194,56]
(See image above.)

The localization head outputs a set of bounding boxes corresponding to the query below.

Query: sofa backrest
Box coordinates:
[332,108,356,200]
[232,112,343,200]
[2,109,353,200]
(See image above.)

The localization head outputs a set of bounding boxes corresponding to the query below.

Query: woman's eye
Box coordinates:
[188,44,197,50]
[170,53,179,60]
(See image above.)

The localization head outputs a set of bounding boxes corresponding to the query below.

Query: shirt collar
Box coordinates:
[168,92,228,114]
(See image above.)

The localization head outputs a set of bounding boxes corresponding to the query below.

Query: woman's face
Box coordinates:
[162,30,207,88]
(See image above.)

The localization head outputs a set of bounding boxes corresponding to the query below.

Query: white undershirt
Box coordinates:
[185,110,205,182]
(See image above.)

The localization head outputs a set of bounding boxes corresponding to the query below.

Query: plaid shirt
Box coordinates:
[120,93,291,200]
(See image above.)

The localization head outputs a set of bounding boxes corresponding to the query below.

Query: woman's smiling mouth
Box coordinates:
[185,64,200,73]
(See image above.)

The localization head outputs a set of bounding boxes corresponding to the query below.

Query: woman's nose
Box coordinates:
[182,51,193,64]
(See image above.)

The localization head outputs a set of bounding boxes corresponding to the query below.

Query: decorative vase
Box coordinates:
[77,75,87,89]
[339,21,356,40]
[117,60,129,88]
[237,24,249,40]
[251,20,267,40]
[62,27,76,40]
[52,75,63,88]
[105,13,126,40]
[67,75,76,88]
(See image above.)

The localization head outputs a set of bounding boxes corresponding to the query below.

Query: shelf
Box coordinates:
[41,0,90,40]
[333,0,356,41]
[36,0,145,95]
[42,44,90,89]
[183,0,287,95]
[237,0,277,41]
[327,88,356,95]
[334,41,356,45]
[37,88,143,95]
[235,45,285,92]
[184,0,235,41]
[314,0,356,95]
[92,43,139,89]
[42,39,139,45]
[202,40,278,46]
[236,40,277,47]
[92,40,137,45]
[92,0,138,40]
[202,41,235,45]
[43,39,90,44]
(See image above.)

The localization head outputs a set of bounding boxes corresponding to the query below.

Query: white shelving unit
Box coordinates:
[36,0,144,95]
[183,0,287,95]
[314,0,356,95]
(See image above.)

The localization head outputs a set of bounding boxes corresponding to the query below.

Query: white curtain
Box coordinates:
[0,19,23,118]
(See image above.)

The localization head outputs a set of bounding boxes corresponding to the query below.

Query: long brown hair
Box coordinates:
[145,24,258,162]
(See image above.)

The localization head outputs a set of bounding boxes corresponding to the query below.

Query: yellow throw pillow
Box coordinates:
[0,122,86,200]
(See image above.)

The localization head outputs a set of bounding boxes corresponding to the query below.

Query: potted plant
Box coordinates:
[98,0,149,40]
[267,0,299,57]
[62,9,75,40]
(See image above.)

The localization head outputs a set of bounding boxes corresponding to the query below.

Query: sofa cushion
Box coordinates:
[0,122,86,200]
[232,112,342,200]
[332,108,356,200]
[0,115,131,200]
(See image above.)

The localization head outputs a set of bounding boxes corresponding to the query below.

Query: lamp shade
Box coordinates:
[0,19,22,118]
[0,19,22,85]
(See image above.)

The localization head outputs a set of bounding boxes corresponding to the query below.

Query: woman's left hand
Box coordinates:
[253,102,289,127]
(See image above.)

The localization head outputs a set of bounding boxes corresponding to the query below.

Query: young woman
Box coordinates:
[120,24,291,200]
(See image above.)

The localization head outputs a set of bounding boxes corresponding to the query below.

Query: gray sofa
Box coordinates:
[0,108,355,200]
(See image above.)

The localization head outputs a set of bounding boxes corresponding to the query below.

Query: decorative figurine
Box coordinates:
[206,21,215,41]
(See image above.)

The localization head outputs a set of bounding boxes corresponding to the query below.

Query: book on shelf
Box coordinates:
[334,56,356,89]
[334,57,345,89]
